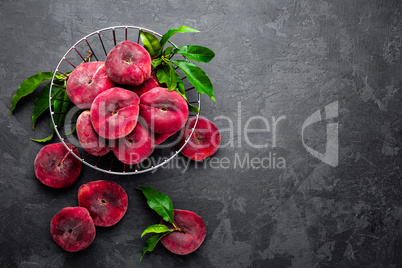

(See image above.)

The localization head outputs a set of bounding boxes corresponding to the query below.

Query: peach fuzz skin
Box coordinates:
[111,122,155,165]
[154,132,176,145]
[76,110,111,156]
[140,87,189,134]
[90,87,140,140]
[66,61,114,109]
[50,207,96,252]
[179,117,221,161]
[105,40,151,86]
[78,180,128,227]
[128,71,162,96]
[34,142,82,188]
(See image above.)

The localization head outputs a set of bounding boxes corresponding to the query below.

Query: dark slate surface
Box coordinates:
[1,0,402,267]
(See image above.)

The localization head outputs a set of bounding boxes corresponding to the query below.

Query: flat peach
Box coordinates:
[66,61,114,109]
[78,180,128,227]
[105,40,151,86]
[34,142,81,188]
[160,209,206,255]
[179,117,221,161]
[50,207,96,252]
[140,87,189,134]
[111,122,155,165]
[90,87,140,139]
[76,110,110,156]
[154,132,175,145]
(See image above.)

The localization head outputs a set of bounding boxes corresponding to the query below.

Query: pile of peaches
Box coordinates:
[69,39,220,166]
[71,40,191,165]
[33,38,221,257]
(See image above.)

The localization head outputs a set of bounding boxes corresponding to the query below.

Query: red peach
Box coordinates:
[50,207,96,252]
[105,40,151,86]
[90,87,140,140]
[140,87,189,134]
[160,209,206,255]
[34,142,82,188]
[154,132,175,146]
[179,117,221,161]
[129,71,162,97]
[78,180,128,227]
[66,61,114,109]
[111,122,155,165]
[76,110,110,156]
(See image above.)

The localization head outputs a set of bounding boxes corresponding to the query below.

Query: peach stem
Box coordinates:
[58,148,74,166]
[174,227,186,234]
[172,222,186,234]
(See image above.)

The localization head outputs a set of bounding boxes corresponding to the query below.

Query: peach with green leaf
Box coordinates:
[160,209,206,255]
[137,186,206,261]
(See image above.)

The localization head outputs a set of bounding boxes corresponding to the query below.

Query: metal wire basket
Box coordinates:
[49,26,200,175]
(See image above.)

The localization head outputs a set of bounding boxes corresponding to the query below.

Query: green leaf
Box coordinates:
[31,122,54,142]
[32,82,52,130]
[137,186,174,224]
[140,232,171,262]
[141,224,172,238]
[31,80,64,130]
[55,73,66,80]
[140,30,162,58]
[188,103,200,113]
[159,26,200,52]
[173,45,215,63]
[62,124,76,136]
[10,71,54,114]
[52,84,73,126]
[167,63,177,91]
[175,89,200,113]
[54,71,72,81]
[175,73,185,94]
[151,58,162,69]
[155,63,178,92]
[163,46,174,58]
[156,70,199,113]
[156,65,171,87]
[171,60,215,101]
[31,84,73,142]
[31,132,54,142]
[172,73,200,113]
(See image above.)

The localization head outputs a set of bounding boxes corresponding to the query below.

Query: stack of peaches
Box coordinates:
[70,40,188,165]
[68,39,220,166]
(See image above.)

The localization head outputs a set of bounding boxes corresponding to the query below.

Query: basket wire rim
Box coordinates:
[49,25,200,175]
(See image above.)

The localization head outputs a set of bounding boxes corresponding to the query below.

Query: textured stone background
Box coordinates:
[1,0,402,267]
